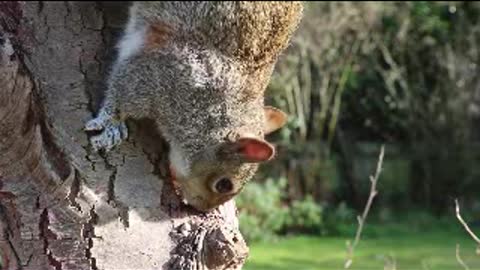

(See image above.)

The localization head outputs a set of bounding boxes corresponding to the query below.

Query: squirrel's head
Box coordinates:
[169,106,287,212]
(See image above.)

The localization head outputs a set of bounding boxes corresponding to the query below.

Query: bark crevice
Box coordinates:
[0,2,249,270]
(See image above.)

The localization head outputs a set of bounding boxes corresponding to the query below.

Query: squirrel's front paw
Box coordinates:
[85,115,128,152]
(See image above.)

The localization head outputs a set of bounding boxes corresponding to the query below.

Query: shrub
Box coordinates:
[236,177,289,242]
[323,201,357,236]
[285,195,323,234]
[237,177,325,242]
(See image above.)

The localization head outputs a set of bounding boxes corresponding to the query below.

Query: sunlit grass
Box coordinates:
[244,225,480,270]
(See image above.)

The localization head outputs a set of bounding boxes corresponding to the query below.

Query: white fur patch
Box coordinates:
[116,5,146,63]
[169,144,191,178]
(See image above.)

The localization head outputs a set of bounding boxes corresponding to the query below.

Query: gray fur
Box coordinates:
[85,1,303,211]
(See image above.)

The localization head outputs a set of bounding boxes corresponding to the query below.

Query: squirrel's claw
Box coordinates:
[84,118,105,131]
[84,109,114,131]
[86,110,128,152]
[89,122,128,152]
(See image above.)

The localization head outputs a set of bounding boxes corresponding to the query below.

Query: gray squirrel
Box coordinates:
[85,2,303,211]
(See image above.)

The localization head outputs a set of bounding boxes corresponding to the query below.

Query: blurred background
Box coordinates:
[238,2,480,269]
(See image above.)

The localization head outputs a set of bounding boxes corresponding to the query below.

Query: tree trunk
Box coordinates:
[0,2,248,270]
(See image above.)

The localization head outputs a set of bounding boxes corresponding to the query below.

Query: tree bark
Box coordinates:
[0,2,248,270]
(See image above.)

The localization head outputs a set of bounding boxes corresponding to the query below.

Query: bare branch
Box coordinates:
[455,199,480,245]
[345,145,385,269]
[456,244,470,270]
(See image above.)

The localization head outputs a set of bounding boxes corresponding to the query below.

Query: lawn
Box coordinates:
[243,225,480,270]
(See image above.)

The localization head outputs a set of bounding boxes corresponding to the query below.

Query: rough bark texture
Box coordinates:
[0,2,248,269]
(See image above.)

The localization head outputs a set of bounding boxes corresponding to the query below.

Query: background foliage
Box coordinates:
[238,1,480,243]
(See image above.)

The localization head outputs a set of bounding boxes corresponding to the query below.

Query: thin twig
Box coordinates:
[383,253,396,270]
[455,199,480,245]
[344,145,385,269]
[456,244,470,270]
[454,199,480,270]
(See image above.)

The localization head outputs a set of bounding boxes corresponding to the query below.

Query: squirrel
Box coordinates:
[85,2,303,211]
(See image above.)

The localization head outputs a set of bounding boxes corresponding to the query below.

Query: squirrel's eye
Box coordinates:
[212,177,233,194]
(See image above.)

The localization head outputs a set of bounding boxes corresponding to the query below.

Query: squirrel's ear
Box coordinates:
[222,137,275,163]
[264,106,287,135]
[236,137,275,162]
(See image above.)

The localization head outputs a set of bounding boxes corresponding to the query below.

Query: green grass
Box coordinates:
[244,225,480,270]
